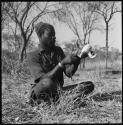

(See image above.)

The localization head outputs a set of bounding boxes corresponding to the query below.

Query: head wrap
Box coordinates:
[35,22,54,37]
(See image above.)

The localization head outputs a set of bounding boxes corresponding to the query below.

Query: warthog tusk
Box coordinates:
[88,51,97,58]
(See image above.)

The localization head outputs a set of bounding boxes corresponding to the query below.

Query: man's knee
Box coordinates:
[29,78,58,104]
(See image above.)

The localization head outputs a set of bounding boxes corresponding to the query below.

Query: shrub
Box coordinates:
[2,49,31,79]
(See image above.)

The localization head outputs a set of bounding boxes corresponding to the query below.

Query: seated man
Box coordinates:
[27,22,94,106]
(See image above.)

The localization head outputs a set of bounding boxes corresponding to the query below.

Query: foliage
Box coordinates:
[2,49,18,74]
[2,49,31,80]
[2,33,22,52]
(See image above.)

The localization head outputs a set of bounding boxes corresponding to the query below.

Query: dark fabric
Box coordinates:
[27,46,81,105]
[27,46,64,86]
[27,46,80,86]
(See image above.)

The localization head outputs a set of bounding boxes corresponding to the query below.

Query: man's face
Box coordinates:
[40,28,56,48]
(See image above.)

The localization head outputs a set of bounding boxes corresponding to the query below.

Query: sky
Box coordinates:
[54,12,122,51]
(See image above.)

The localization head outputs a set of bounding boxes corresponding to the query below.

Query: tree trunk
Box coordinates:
[83,58,85,68]
[79,60,82,70]
[19,37,27,62]
[88,32,91,44]
[105,22,109,69]
[83,40,86,68]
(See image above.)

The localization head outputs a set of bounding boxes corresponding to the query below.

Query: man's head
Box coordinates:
[35,22,56,49]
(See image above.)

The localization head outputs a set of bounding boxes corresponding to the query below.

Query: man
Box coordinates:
[27,22,94,106]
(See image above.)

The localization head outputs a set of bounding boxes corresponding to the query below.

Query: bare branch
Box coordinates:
[25,3,62,35]
[107,2,115,22]
[4,8,16,22]
[93,9,106,18]
[34,2,48,12]
[25,2,48,34]
[27,23,34,42]
[16,2,23,12]
[20,2,35,28]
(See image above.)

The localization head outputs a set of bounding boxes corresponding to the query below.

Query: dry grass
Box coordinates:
[2,60,122,124]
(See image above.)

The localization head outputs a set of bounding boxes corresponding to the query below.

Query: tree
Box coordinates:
[1,2,10,30]
[2,33,23,52]
[2,2,62,62]
[53,2,100,68]
[110,47,120,66]
[90,1,121,69]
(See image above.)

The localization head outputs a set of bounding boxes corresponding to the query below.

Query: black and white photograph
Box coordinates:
[2,1,122,124]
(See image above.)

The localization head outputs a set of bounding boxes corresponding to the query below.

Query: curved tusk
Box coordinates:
[88,51,97,58]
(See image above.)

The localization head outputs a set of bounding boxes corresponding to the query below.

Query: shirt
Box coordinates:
[27,46,80,87]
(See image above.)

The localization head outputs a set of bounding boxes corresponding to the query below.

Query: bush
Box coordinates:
[2,49,18,75]
[2,49,31,79]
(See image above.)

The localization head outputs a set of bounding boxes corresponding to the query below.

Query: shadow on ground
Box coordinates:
[91,90,122,102]
[105,70,122,75]
[70,90,122,109]
[62,80,122,103]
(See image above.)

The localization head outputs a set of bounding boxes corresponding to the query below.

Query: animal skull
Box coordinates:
[78,44,97,58]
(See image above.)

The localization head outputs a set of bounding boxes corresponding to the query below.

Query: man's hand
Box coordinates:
[80,52,88,58]
[61,54,80,65]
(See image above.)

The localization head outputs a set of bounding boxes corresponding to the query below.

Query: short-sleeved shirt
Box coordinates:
[27,46,80,87]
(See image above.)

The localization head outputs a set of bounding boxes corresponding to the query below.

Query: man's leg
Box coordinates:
[29,85,51,106]
[28,78,59,106]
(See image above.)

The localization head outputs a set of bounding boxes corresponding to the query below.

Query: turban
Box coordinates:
[35,22,54,37]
